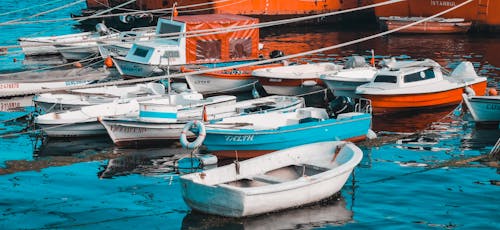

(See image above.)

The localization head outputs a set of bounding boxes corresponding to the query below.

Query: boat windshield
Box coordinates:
[404,69,435,83]
[374,75,397,83]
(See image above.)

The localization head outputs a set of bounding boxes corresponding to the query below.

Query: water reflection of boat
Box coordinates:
[97,146,187,178]
[181,195,352,229]
[372,105,456,133]
[395,133,441,151]
[36,136,113,157]
[461,126,500,151]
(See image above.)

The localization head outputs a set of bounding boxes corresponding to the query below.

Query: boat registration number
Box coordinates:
[0,83,19,89]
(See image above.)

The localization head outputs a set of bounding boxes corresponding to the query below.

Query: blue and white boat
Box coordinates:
[462,93,500,123]
[100,95,304,147]
[203,107,372,158]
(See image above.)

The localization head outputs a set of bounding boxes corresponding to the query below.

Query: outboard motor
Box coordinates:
[327,96,354,118]
[95,23,110,35]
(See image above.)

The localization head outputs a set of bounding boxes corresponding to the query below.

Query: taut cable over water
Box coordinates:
[0,0,407,54]
[0,0,474,98]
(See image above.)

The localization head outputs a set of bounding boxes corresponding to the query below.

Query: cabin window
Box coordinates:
[374,75,397,83]
[196,40,221,60]
[404,69,436,83]
[157,23,182,42]
[163,50,179,58]
[133,47,150,58]
[229,38,252,58]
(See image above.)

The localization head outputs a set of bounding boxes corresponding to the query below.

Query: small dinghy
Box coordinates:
[180,141,363,217]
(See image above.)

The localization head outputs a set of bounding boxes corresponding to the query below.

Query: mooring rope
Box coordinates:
[0,0,407,54]
[0,0,474,98]
[0,56,102,77]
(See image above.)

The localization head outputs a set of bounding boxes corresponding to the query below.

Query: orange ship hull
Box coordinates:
[360,81,487,114]
[384,20,472,33]
[374,0,500,26]
[212,0,342,15]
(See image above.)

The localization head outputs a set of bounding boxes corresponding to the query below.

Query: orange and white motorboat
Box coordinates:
[252,63,340,96]
[356,58,487,114]
[379,16,472,34]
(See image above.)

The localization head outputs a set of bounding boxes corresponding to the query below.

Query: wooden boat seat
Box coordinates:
[252,174,290,184]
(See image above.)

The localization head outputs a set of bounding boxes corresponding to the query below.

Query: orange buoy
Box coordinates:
[74,62,82,68]
[488,88,498,96]
[104,57,113,68]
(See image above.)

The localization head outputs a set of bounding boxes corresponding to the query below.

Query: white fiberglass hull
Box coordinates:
[185,75,257,94]
[262,84,325,96]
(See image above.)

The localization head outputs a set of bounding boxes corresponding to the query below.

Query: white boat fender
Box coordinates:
[464,86,475,96]
[198,154,218,165]
[302,80,317,87]
[366,129,377,140]
[180,120,206,149]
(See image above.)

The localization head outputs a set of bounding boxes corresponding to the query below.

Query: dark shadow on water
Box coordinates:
[181,195,352,230]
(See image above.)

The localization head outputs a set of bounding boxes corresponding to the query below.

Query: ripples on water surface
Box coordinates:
[0,1,499,229]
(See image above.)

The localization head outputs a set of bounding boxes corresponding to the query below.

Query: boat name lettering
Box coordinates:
[486,104,500,111]
[0,83,19,89]
[65,81,88,86]
[430,0,456,6]
[110,125,147,133]
[225,135,254,142]
[0,102,20,111]
[194,80,210,85]
[121,65,143,73]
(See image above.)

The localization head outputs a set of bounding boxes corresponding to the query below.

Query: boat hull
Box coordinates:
[259,78,325,96]
[360,81,487,114]
[180,141,363,217]
[462,94,500,123]
[58,46,98,61]
[182,167,352,217]
[38,121,107,137]
[185,74,257,94]
[322,79,370,98]
[204,113,371,158]
[383,20,472,33]
[0,80,95,98]
[19,40,58,56]
[113,57,165,78]
[100,119,193,147]
[101,96,304,147]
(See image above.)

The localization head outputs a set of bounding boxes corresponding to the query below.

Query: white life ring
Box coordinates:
[180,120,206,149]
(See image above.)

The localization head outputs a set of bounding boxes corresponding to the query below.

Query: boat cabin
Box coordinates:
[124,14,260,66]
[368,59,443,88]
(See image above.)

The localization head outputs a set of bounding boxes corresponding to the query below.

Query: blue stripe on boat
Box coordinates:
[139,111,177,119]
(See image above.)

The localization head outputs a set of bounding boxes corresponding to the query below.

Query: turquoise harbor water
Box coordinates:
[1,1,499,229]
